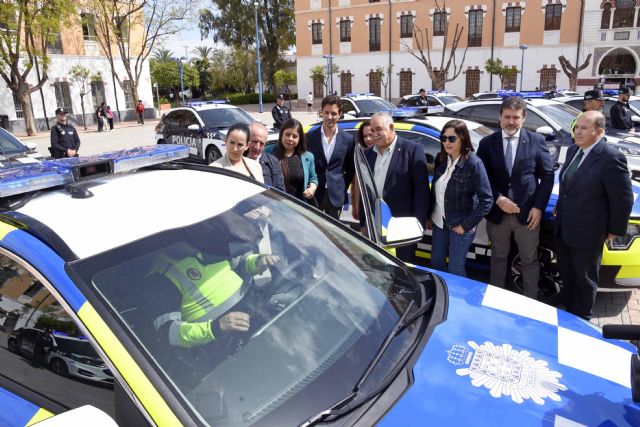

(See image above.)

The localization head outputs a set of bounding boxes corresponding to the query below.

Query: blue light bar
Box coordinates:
[428,90,448,95]
[345,93,374,97]
[602,89,619,96]
[497,90,545,99]
[0,145,188,198]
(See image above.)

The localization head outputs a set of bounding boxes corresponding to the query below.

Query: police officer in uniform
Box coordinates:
[50,108,80,158]
[415,88,428,107]
[271,94,291,130]
[610,86,635,132]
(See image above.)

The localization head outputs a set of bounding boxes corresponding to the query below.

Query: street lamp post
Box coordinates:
[153,82,159,107]
[519,44,528,92]
[254,1,263,113]
[323,54,334,95]
[178,57,186,105]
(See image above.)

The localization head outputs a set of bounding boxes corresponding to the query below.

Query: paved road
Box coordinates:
[17,106,639,330]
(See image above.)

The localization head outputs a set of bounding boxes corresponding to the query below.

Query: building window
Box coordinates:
[468,9,483,47]
[369,71,381,96]
[399,70,413,97]
[601,3,612,29]
[432,70,445,91]
[340,72,352,95]
[81,12,97,41]
[46,33,63,54]
[400,14,413,38]
[613,1,635,29]
[433,11,447,37]
[313,76,324,99]
[23,281,43,298]
[503,69,517,91]
[312,23,322,45]
[465,69,480,98]
[339,20,351,42]
[12,93,23,119]
[369,17,381,51]
[91,80,106,108]
[54,82,73,114]
[539,68,557,91]
[122,80,133,109]
[544,4,562,31]
[505,7,521,32]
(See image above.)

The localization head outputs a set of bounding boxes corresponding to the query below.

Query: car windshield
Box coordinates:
[0,128,28,158]
[536,103,580,133]
[468,124,494,148]
[355,98,397,115]
[54,336,100,358]
[69,189,425,426]
[197,108,256,129]
[629,100,640,112]
[438,95,464,105]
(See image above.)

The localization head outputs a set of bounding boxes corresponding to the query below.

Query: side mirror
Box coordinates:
[26,142,37,151]
[536,125,554,136]
[346,110,357,116]
[384,216,424,248]
[187,124,200,131]
[31,405,117,426]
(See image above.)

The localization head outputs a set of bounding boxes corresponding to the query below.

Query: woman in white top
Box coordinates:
[211,123,264,183]
[426,119,493,277]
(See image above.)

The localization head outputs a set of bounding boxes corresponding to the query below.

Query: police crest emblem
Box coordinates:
[447,341,567,405]
[186,268,201,281]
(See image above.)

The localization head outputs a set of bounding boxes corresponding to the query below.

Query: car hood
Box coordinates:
[379,269,640,426]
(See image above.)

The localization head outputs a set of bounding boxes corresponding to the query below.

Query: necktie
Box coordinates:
[505,137,514,176]
[563,150,584,183]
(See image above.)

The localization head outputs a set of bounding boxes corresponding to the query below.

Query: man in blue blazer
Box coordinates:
[363,112,430,262]
[555,111,633,319]
[476,96,554,299]
[306,95,355,219]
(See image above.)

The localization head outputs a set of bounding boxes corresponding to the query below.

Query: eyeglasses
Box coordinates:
[439,135,458,143]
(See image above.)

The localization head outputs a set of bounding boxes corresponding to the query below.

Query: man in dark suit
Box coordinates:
[363,112,430,262]
[306,94,355,219]
[476,96,554,299]
[554,111,633,319]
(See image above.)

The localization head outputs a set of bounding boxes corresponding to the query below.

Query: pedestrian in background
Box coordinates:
[361,112,429,262]
[267,118,318,204]
[247,122,285,191]
[136,100,145,125]
[50,108,81,158]
[272,94,291,130]
[351,119,373,221]
[106,105,114,130]
[211,123,263,183]
[476,96,554,299]
[95,104,104,132]
[610,86,634,132]
[306,91,313,114]
[554,111,633,319]
[306,94,355,220]
[427,120,493,277]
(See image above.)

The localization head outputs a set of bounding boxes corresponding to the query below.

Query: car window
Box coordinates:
[534,103,579,134]
[181,111,199,127]
[522,110,549,133]
[0,128,28,157]
[197,108,256,129]
[0,253,115,417]
[341,99,357,114]
[437,95,464,105]
[467,105,500,129]
[629,99,640,112]
[354,98,396,115]
[165,111,184,128]
[603,100,616,118]
[70,190,425,427]
[426,96,440,107]
[397,130,440,170]
[565,100,583,111]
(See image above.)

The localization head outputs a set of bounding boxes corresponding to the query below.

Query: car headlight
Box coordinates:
[616,144,640,156]
[607,223,640,250]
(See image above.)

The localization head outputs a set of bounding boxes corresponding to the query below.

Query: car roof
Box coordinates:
[13,168,265,259]
[169,103,239,113]
[446,98,565,111]
[342,94,386,101]
[404,115,485,130]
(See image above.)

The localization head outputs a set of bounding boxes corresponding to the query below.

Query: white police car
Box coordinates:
[339,93,411,119]
[0,127,43,167]
[397,91,464,115]
[154,101,278,164]
[0,145,638,426]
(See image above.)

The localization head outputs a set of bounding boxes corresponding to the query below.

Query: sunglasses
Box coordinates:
[439,135,458,143]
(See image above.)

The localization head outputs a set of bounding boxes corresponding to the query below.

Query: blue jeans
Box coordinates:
[431,223,476,277]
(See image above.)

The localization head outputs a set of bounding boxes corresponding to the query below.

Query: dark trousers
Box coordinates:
[108,118,114,130]
[555,234,602,320]
[319,193,341,220]
[97,115,103,131]
[138,112,145,124]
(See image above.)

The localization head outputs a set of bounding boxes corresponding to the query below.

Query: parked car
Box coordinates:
[0,145,638,426]
[0,128,44,168]
[397,91,464,115]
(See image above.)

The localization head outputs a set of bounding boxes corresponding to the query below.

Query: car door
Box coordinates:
[180,110,205,160]
[465,105,501,130]
[396,129,441,173]
[426,96,444,114]
[341,99,358,117]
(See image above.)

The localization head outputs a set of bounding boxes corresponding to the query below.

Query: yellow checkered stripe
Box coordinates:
[26,408,53,426]
[0,221,16,240]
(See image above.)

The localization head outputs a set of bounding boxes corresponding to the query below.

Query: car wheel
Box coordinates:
[7,339,18,354]
[50,358,69,377]
[510,247,564,306]
[157,138,165,145]
[205,146,222,164]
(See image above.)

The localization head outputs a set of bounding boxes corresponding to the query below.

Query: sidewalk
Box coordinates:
[16,118,160,140]
[591,289,640,327]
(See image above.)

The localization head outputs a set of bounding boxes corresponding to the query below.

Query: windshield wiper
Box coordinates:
[299,300,416,427]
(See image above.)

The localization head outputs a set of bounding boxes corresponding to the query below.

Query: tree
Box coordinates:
[376,65,394,100]
[310,64,339,96]
[559,54,592,91]
[89,0,195,111]
[0,0,76,135]
[153,47,175,62]
[191,46,215,97]
[199,0,295,91]
[69,65,91,130]
[274,69,296,106]
[150,59,199,102]
[401,1,468,91]
[484,59,518,90]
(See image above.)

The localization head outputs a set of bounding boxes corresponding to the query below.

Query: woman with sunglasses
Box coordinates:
[427,119,493,277]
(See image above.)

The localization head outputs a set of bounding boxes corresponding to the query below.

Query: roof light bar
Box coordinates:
[497,90,545,99]
[345,93,375,97]
[0,145,188,198]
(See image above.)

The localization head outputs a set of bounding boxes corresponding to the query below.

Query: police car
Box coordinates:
[338,93,416,119]
[558,92,640,128]
[154,101,278,164]
[0,127,43,168]
[0,145,639,426]
[397,91,465,115]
